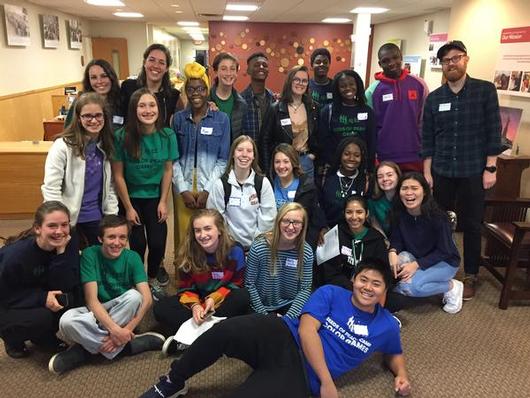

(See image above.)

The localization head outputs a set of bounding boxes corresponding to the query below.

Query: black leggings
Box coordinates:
[168,313,309,398]
[0,306,60,347]
[154,288,251,335]
[129,197,167,279]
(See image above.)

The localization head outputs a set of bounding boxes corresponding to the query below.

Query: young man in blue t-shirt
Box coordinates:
[140,259,411,398]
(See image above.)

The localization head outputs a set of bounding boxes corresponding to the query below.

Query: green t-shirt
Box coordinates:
[113,127,178,198]
[368,196,392,235]
[212,90,235,118]
[80,245,148,303]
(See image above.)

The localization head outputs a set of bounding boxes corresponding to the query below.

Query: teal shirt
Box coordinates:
[113,127,178,198]
[80,245,148,303]
[368,196,392,235]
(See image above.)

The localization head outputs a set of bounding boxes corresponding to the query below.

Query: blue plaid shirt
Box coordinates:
[422,76,502,177]
[240,85,274,142]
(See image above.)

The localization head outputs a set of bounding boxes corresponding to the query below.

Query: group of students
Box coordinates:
[0,41,473,397]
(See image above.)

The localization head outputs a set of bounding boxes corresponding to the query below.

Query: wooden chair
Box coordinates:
[481,197,530,309]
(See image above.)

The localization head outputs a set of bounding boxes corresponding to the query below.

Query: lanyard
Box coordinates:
[347,238,364,276]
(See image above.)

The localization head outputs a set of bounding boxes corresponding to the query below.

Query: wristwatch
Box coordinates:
[484,165,497,173]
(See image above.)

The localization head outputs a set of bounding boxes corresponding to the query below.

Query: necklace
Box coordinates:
[338,169,359,198]
[289,102,303,112]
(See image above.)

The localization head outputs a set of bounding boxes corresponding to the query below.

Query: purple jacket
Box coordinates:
[366,70,428,164]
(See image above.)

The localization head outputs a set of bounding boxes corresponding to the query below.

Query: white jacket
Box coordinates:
[42,138,118,225]
[207,170,277,249]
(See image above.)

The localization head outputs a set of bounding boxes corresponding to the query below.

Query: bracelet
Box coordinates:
[190,303,201,310]
[389,249,397,253]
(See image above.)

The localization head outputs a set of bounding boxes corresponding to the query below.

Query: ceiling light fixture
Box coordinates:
[223,15,249,21]
[226,4,259,11]
[113,11,144,18]
[85,0,124,6]
[322,18,351,23]
[177,21,199,26]
[350,7,389,14]
[170,4,180,7]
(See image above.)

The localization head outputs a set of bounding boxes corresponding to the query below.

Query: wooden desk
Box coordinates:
[43,119,65,141]
[0,141,52,219]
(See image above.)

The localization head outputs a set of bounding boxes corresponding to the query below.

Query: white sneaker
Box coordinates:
[162,336,189,356]
[443,279,463,314]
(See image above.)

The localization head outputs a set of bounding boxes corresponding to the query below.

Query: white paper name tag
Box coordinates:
[326,92,333,99]
[438,103,451,112]
[211,271,224,280]
[280,118,292,126]
[357,112,368,121]
[287,190,296,199]
[285,258,298,268]
[228,197,241,206]
[201,127,213,135]
[382,93,393,102]
[353,324,369,336]
[341,246,352,256]
[112,115,124,125]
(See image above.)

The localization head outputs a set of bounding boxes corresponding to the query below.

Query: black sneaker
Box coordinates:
[139,375,188,398]
[161,337,189,357]
[48,344,88,374]
[129,332,165,355]
[156,267,170,287]
[5,341,30,359]
[150,282,167,301]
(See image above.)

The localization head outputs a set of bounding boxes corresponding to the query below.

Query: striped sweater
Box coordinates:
[245,235,313,319]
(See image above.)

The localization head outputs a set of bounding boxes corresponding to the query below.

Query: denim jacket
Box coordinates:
[172,108,230,193]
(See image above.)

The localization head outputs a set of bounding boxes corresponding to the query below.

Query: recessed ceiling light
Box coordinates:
[322,18,351,23]
[170,4,180,7]
[175,10,183,13]
[182,27,202,33]
[85,0,124,5]
[113,11,144,18]
[226,4,259,11]
[223,15,249,21]
[350,7,389,14]
[177,21,199,26]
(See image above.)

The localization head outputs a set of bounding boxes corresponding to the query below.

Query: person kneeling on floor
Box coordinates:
[49,215,164,374]
[140,258,411,398]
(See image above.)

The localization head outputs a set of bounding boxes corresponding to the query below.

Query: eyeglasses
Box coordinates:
[293,77,309,85]
[440,54,466,66]
[280,219,304,228]
[80,113,104,121]
[186,86,208,95]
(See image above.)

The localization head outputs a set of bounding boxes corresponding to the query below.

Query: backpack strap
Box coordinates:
[254,174,264,204]
[221,174,232,209]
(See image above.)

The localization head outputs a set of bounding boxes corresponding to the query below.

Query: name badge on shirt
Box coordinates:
[228,197,241,206]
[285,258,298,268]
[326,92,333,99]
[357,112,368,121]
[353,324,369,336]
[382,93,394,102]
[280,118,292,126]
[287,190,296,199]
[112,115,124,125]
[438,103,451,112]
[341,246,352,256]
[201,127,213,135]
[211,271,224,280]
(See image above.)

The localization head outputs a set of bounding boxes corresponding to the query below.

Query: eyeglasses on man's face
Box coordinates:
[440,53,466,66]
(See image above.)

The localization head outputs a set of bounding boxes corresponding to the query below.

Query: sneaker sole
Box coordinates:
[157,278,169,287]
[463,296,474,301]
[48,352,61,374]
[135,332,166,343]
[162,336,175,356]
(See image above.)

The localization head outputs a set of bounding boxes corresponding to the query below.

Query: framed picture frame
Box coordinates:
[4,4,31,46]
[41,14,59,48]
[67,19,82,50]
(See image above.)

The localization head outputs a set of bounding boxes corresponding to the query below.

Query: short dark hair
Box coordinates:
[377,43,401,60]
[354,258,392,289]
[247,52,268,65]
[310,48,331,65]
[98,215,130,238]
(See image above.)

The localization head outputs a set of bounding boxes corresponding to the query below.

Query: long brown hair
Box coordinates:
[2,201,70,246]
[176,209,236,275]
[82,59,121,113]
[60,92,114,159]
[372,160,402,200]
[223,135,263,177]
[271,143,304,178]
[137,43,173,94]
[280,65,311,104]
[265,202,308,277]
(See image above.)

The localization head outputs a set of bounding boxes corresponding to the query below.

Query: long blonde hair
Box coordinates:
[266,202,308,277]
[176,209,235,275]
[223,135,263,177]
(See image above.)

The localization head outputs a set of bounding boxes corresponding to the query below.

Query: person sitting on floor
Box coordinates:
[139,258,411,398]
[49,215,164,374]
[0,201,80,359]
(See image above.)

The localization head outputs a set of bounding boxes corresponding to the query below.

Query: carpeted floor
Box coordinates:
[1,218,530,397]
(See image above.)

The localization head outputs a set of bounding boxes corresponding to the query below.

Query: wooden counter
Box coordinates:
[0,141,52,219]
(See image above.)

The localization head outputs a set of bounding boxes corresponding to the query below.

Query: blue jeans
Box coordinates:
[393,252,457,297]
[299,154,314,181]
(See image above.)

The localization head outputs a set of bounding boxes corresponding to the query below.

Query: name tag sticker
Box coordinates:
[357,112,368,121]
[228,197,241,206]
[285,258,298,268]
[438,103,451,112]
[280,118,292,126]
[112,115,124,125]
[341,246,352,256]
[353,324,369,336]
[201,127,213,135]
[382,93,393,102]
[287,190,296,199]
[326,92,333,99]
[211,271,224,280]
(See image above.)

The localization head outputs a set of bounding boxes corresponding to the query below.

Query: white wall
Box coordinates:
[369,9,451,90]
[0,0,89,95]
[180,39,209,73]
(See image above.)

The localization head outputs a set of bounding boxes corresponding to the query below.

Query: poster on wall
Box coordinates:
[41,15,59,48]
[403,55,423,77]
[67,19,82,49]
[3,4,31,46]
[494,26,530,97]
[428,33,448,70]
[499,106,523,154]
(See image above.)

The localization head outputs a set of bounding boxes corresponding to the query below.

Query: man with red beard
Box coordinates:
[422,40,502,300]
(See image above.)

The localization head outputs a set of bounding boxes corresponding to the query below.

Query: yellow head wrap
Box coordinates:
[184,62,209,92]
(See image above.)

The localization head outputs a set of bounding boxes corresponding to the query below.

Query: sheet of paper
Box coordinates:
[316,225,340,265]
[173,316,227,346]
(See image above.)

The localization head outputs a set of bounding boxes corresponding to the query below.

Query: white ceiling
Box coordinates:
[28,0,453,39]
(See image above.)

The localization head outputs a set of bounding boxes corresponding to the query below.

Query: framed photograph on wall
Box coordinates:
[3,4,31,46]
[67,19,82,49]
[41,14,59,48]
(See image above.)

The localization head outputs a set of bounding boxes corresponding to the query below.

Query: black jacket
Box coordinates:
[210,86,249,143]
